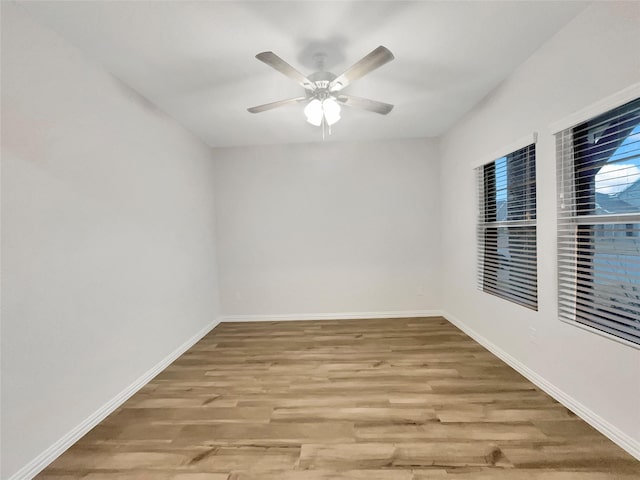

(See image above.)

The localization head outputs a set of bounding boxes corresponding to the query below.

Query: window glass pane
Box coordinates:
[577,224,640,339]
[575,98,640,216]
[507,145,536,221]
[495,157,508,221]
[482,225,537,308]
[595,124,640,214]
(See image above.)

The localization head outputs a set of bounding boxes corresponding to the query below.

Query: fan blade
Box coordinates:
[256,52,315,90]
[330,46,394,91]
[336,94,394,115]
[247,97,307,114]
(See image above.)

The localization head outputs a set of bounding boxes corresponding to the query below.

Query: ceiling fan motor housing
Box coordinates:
[307,71,338,100]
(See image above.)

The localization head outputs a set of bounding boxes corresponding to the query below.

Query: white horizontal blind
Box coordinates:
[557,96,640,345]
[477,144,537,309]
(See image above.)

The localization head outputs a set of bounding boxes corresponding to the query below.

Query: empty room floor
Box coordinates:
[37,317,640,479]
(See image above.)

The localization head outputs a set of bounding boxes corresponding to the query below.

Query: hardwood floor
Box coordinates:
[37,317,640,479]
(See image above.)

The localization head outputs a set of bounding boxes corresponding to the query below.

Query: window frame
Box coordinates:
[557,96,640,348]
[477,143,538,310]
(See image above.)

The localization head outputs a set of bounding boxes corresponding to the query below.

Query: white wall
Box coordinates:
[1,4,221,478]
[213,138,441,317]
[439,1,640,455]
[4,0,640,477]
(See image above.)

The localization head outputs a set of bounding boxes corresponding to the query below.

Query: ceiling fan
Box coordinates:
[247,46,395,135]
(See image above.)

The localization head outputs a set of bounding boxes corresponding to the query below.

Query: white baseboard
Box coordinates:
[8,318,221,480]
[442,310,640,461]
[221,309,443,323]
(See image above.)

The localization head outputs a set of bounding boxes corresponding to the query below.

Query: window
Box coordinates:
[476,143,537,309]
[557,97,640,346]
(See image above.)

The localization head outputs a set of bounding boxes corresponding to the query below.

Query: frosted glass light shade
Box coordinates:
[304,99,323,126]
[323,98,341,126]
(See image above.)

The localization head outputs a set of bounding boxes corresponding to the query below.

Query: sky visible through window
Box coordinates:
[596,123,640,195]
[495,156,507,201]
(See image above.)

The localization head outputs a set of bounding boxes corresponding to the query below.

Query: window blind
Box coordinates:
[557,96,640,345]
[476,143,537,309]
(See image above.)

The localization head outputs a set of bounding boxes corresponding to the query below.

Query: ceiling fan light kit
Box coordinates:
[248,46,395,138]
[304,98,341,127]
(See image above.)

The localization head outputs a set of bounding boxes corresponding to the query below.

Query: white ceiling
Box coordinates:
[18,1,587,148]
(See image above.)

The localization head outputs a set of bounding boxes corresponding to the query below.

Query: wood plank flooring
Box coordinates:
[37,317,640,479]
